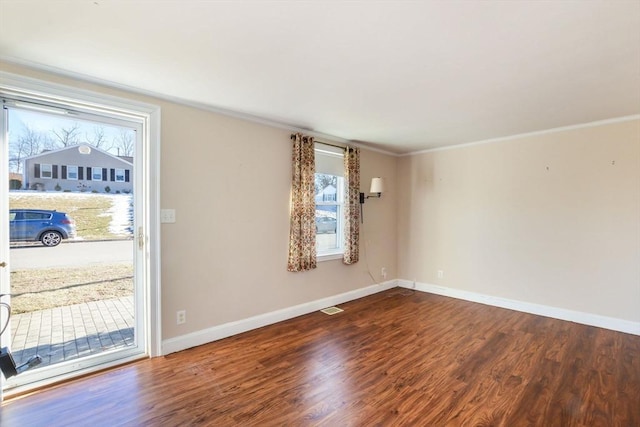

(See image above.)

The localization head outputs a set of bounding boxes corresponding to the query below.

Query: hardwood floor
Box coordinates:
[2,288,639,426]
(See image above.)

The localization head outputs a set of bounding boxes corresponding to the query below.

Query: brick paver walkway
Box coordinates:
[10,296,135,368]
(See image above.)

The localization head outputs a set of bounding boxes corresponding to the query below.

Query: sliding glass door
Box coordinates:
[0,77,159,398]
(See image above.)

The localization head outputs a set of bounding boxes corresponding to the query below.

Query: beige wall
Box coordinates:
[3,60,638,338]
[1,62,398,340]
[160,104,397,338]
[398,119,640,322]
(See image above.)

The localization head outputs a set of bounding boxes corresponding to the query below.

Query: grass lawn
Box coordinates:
[10,264,133,314]
[8,192,134,313]
[9,192,131,240]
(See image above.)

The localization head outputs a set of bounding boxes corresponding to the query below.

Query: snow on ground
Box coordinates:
[10,191,133,237]
[106,194,133,235]
[10,191,103,201]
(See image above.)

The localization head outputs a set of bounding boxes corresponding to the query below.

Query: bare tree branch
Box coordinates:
[8,125,49,173]
[51,123,82,147]
[113,129,135,157]
[85,125,112,151]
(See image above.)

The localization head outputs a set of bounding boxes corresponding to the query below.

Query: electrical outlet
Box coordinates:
[381,267,387,279]
[176,310,186,325]
[437,270,444,279]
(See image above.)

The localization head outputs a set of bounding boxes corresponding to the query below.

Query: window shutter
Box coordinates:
[61,165,67,179]
[86,167,92,180]
[102,168,107,181]
[34,163,41,178]
[52,165,58,179]
[125,170,130,183]
[110,169,115,181]
[78,167,84,180]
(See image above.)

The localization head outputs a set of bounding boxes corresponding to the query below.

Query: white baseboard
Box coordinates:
[163,278,639,355]
[398,279,640,336]
[162,280,398,355]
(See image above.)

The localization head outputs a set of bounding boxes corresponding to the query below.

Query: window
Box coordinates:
[41,163,52,179]
[315,144,345,258]
[92,166,103,181]
[67,165,78,180]
[115,168,125,182]
[24,211,52,220]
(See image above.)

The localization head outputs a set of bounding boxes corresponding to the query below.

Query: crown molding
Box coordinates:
[404,114,640,156]
[1,56,399,157]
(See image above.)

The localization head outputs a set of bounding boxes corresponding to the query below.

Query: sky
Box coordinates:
[7,107,135,157]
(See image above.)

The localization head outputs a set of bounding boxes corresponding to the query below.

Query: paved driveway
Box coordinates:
[9,239,134,270]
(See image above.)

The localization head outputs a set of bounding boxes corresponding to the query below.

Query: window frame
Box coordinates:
[0,70,162,399]
[314,144,346,261]
[67,165,78,180]
[41,163,52,179]
[115,168,125,182]
[91,166,103,181]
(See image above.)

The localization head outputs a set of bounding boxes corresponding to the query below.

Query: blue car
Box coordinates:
[10,209,77,247]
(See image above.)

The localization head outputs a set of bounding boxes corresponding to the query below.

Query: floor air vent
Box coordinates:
[320,306,344,315]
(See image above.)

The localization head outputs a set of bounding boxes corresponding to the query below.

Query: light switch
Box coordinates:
[161,209,176,223]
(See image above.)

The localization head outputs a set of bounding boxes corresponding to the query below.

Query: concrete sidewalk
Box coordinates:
[10,296,135,368]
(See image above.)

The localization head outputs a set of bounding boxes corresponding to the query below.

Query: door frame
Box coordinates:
[0,71,161,400]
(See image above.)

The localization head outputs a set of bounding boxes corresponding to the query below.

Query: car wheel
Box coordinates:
[41,231,62,247]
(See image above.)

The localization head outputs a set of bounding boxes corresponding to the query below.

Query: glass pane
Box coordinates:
[5,107,138,388]
[315,173,339,252]
[68,166,78,180]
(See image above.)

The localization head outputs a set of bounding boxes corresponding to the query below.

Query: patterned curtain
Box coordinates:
[287,133,317,272]
[343,147,360,265]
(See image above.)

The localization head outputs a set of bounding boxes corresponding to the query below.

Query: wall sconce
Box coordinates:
[360,177,384,204]
[359,177,384,223]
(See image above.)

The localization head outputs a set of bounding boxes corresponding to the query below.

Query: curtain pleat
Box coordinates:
[287,133,317,272]
[343,147,360,265]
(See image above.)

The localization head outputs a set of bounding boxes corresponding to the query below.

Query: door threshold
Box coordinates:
[3,353,149,401]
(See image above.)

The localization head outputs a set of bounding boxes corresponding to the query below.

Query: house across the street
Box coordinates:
[22,144,133,193]
[9,172,22,189]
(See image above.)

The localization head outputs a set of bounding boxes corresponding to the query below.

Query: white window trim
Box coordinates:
[67,165,78,180]
[315,144,346,259]
[317,252,344,262]
[92,167,103,181]
[315,177,344,256]
[115,168,125,182]
[41,163,52,179]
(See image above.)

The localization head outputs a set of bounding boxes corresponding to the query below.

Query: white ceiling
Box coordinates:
[1,1,639,154]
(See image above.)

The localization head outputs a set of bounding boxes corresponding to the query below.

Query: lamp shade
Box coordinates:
[370,177,384,194]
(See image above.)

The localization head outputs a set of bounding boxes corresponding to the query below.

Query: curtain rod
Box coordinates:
[316,140,349,151]
[290,133,350,151]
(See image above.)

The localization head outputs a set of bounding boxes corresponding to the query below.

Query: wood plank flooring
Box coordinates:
[2,288,639,426]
